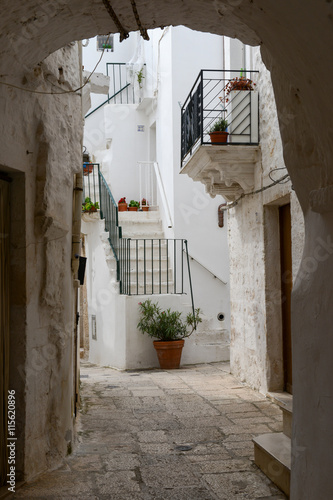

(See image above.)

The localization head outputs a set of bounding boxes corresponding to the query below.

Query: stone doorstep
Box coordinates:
[268,392,293,439]
[253,432,291,498]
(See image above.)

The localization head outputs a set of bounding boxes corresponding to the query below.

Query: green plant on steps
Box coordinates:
[82,197,99,213]
[128,200,140,208]
[137,299,202,341]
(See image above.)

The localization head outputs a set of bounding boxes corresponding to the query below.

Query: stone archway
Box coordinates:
[1,1,333,498]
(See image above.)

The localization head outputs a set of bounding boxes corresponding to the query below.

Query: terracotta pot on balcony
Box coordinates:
[209,131,229,144]
[128,206,138,212]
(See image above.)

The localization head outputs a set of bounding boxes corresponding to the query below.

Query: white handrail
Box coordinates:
[138,161,173,228]
[153,161,173,228]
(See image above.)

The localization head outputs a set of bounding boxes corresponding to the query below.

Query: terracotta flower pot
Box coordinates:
[142,206,149,211]
[128,206,138,211]
[118,203,127,212]
[83,163,93,176]
[153,340,185,369]
[210,131,229,144]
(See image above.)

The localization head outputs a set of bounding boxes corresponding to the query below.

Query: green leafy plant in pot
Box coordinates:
[128,200,140,211]
[82,197,99,213]
[209,117,229,144]
[137,299,202,369]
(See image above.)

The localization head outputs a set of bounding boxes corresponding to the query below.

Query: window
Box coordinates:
[97,35,114,52]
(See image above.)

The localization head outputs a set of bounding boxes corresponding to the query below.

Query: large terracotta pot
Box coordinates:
[153,340,185,369]
[210,131,229,144]
[118,203,127,212]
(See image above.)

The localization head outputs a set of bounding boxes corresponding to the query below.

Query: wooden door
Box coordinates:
[279,204,293,394]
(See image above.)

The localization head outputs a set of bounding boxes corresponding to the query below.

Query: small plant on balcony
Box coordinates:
[82,197,99,213]
[136,67,145,89]
[209,118,228,133]
[209,117,229,144]
[223,74,256,103]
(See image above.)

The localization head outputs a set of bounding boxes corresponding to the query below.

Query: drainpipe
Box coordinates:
[72,171,83,275]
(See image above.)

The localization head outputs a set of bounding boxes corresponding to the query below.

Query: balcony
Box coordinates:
[180,70,261,201]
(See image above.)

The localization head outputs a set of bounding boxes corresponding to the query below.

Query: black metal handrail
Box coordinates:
[181,69,259,167]
[83,165,195,314]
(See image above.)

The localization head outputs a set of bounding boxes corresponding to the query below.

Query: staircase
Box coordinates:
[253,392,292,497]
[118,210,176,295]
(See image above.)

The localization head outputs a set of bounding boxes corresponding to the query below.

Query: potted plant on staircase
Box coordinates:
[137,299,202,369]
[82,197,99,213]
[118,197,127,212]
[209,117,229,144]
[128,200,140,212]
[141,198,149,211]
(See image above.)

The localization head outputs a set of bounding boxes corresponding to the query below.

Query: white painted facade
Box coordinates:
[82,27,231,369]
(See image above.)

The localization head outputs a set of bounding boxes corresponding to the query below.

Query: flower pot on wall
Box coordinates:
[210,131,229,144]
[142,206,149,212]
[153,340,185,369]
[128,206,138,212]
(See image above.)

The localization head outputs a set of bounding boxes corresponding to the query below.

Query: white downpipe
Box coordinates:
[138,161,173,228]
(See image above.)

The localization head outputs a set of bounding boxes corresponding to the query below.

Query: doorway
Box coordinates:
[279,203,293,394]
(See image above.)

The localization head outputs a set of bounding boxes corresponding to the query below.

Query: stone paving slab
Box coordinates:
[9,362,286,499]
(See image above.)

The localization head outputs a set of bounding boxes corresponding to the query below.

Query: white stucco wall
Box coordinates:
[83,26,232,362]
[1,43,83,480]
[82,217,229,369]
[229,47,305,394]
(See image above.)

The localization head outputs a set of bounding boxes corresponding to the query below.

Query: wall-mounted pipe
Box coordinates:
[71,172,83,275]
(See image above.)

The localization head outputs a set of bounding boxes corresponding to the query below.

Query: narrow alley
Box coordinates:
[10,362,286,499]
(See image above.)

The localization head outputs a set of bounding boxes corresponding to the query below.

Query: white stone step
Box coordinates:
[253,432,291,497]
[123,268,173,282]
[124,259,173,272]
[268,392,293,439]
[122,282,178,295]
[121,229,165,238]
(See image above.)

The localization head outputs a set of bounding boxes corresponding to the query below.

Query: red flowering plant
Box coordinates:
[141,198,149,206]
[221,74,256,104]
[137,299,202,341]
[118,197,126,204]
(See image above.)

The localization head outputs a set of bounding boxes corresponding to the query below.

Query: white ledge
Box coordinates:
[180,145,261,202]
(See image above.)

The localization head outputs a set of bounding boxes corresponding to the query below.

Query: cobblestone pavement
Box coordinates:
[11,362,286,499]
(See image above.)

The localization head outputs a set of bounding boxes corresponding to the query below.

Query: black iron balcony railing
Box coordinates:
[181,69,259,167]
[82,164,195,316]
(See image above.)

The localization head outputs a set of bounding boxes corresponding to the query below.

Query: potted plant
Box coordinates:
[118,197,127,212]
[141,198,149,211]
[222,73,256,103]
[128,200,140,212]
[83,162,94,176]
[209,117,229,144]
[137,299,202,369]
[82,197,99,213]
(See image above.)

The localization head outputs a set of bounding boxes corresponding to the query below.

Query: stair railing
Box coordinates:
[138,161,173,228]
[83,166,194,309]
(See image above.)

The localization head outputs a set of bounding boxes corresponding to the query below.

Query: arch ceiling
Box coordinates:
[1,0,333,208]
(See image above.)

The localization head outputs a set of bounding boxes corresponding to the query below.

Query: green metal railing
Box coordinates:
[83,164,196,317]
